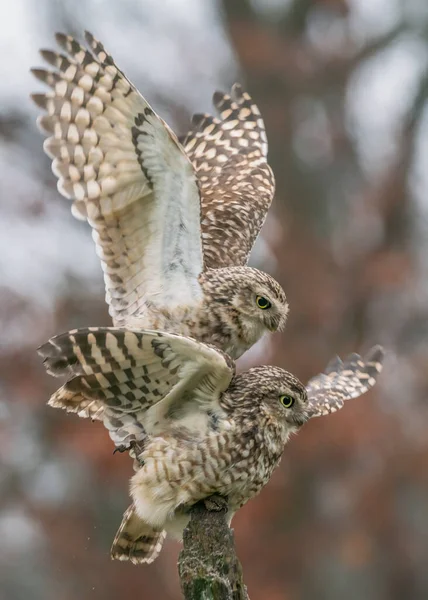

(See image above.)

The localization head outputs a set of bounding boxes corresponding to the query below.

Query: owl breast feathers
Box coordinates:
[39,328,384,564]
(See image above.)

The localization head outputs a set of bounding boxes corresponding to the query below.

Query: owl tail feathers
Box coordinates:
[111,505,166,565]
[47,385,105,421]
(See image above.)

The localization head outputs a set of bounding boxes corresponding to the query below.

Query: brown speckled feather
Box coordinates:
[38,327,235,446]
[111,504,166,564]
[306,346,384,417]
[180,84,275,269]
[32,31,203,325]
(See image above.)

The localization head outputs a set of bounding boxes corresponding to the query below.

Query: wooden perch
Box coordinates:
[178,496,249,600]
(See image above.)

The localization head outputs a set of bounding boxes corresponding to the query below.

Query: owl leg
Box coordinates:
[111,504,166,564]
[128,439,146,464]
[113,440,146,465]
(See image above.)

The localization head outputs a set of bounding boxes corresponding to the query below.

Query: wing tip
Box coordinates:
[30,93,47,110]
[231,82,243,96]
[30,67,48,83]
[54,32,69,48]
[84,30,95,45]
[306,343,385,419]
[365,344,385,369]
[39,48,58,65]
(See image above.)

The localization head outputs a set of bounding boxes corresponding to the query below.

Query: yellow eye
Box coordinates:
[280,395,295,408]
[256,295,272,310]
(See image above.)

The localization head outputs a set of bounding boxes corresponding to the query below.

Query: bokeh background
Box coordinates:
[1,0,428,598]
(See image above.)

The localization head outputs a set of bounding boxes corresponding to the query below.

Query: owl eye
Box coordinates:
[256,295,272,310]
[279,395,295,408]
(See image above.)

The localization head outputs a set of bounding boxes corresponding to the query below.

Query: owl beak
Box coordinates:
[267,311,287,332]
[267,317,281,332]
[292,413,309,428]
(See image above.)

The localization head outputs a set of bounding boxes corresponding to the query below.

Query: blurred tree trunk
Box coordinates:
[178,497,249,600]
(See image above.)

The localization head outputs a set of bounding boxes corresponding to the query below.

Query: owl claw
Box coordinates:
[203,494,228,512]
[113,440,145,461]
[128,440,146,464]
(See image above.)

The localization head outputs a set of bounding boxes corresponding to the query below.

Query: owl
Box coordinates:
[39,327,384,564]
[31,31,287,377]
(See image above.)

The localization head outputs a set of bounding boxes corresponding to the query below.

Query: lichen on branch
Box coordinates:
[178,496,249,600]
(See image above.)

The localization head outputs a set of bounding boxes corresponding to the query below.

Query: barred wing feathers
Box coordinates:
[305,346,384,417]
[181,84,275,269]
[32,32,203,325]
[38,327,235,447]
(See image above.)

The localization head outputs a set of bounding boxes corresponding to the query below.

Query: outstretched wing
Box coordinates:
[32,32,203,325]
[305,346,384,417]
[180,84,275,269]
[38,327,234,447]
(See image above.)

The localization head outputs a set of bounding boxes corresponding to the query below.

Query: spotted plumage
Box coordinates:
[180,84,275,269]
[305,350,383,415]
[38,328,384,563]
[31,31,286,381]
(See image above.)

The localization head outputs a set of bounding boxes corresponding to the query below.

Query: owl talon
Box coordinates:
[203,494,228,512]
[129,440,146,463]
[113,445,128,455]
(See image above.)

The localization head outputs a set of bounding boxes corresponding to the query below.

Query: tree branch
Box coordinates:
[178,496,249,600]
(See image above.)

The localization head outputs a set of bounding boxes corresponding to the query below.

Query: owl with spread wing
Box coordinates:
[31,32,287,384]
[39,328,384,564]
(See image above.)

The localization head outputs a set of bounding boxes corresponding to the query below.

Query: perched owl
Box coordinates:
[39,328,384,564]
[31,32,287,370]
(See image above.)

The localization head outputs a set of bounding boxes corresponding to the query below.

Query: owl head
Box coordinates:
[226,365,308,435]
[201,266,288,339]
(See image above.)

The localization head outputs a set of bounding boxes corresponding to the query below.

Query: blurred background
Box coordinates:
[1,0,428,598]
